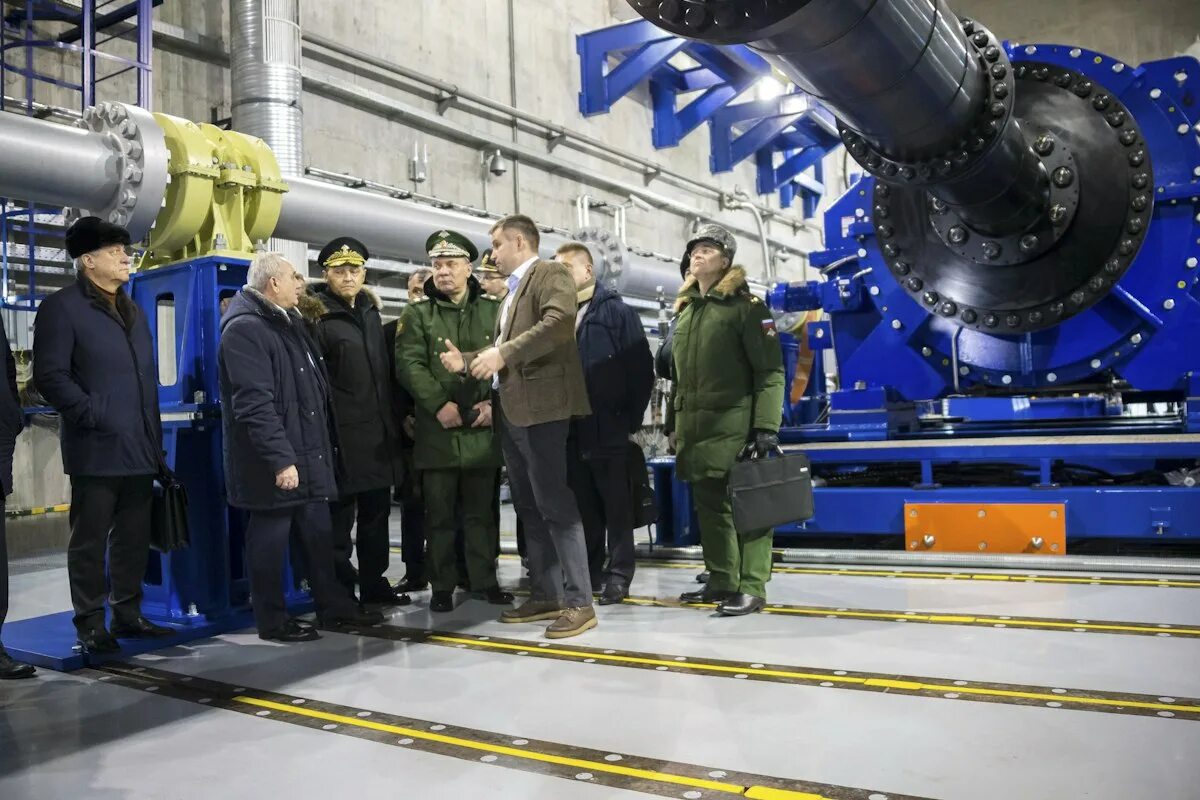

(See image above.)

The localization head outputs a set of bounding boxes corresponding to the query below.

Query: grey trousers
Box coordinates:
[498,402,592,608]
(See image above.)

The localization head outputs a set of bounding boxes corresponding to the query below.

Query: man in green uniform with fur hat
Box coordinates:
[395,230,513,612]
[668,224,785,616]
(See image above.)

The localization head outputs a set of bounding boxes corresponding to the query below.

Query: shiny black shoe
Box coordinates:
[679,587,734,604]
[0,649,36,679]
[695,571,710,583]
[598,585,628,606]
[360,585,413,607]
[393,574,428,593]
[259,620,321,642]
[110,616,175,639]
[429,592,451,618]
[716,593,766,616]
[482,586,514,605]
[77,629,121,655]
[321,607,386,628]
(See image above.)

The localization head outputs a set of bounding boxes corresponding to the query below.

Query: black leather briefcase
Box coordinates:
[150,468,191,553]
[729,452,814,534]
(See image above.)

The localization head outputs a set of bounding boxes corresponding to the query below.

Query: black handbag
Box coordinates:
[150,464,191,553]
[729,451,814,534]
[626,441,659,529]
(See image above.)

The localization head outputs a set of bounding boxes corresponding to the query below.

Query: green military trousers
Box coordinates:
[423,468,500,593]
[692,475,773,598]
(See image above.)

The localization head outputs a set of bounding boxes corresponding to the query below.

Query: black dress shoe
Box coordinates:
[482,586,514,605]
[679,587,734,604]
[598,585,628,606]
[0,649,36,680]
[77,629,121,654]
[110,616,175,639]
[430,591,454,612]
[716,593,766,616]
[360,586,413,607]
[394,575,428,593]
[319,608,385,627]
[259,620,321,642]
[696,571,710,583]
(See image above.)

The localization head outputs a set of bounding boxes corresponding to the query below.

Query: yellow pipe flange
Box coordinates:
[147,112,217,257]
[222,129,286,245]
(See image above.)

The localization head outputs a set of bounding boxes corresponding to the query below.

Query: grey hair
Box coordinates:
[247,251,294,291]
[408,267,433,284]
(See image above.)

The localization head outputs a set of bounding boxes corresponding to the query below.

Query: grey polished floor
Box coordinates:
[2,513,1199,800]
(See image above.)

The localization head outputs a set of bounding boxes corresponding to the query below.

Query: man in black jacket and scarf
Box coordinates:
[0,317,34,678]
[556,243,654,604]
[218,252,381,642]
[33,216,173,654]
[299,238,409,607]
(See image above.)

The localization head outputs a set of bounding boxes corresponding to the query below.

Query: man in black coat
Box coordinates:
[556,243,654,604]
[298,238,410,606]
[0,317,34,679]
[218,252,381,642]
[32,216,172,654]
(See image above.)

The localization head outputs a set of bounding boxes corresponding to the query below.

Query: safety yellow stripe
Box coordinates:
[618,595,1200,637]
[424,633,1200,715]
[234,696,826,799]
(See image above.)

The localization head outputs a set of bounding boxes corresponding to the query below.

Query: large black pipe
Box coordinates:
[627,0,1048,236]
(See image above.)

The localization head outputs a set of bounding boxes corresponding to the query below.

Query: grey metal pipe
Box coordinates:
[231,0,306,265]
[498,540,1200,576]
[0,112,117,211]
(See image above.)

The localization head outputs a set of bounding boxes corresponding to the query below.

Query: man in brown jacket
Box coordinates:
[441,215,595,638]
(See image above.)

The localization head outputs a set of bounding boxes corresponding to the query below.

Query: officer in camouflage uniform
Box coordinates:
[668,225,784,616]
[395,230,514,613]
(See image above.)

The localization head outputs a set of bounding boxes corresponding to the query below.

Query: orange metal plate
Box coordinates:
[904,503,1066,555]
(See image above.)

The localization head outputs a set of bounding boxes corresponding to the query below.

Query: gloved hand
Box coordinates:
[737,429,781,461]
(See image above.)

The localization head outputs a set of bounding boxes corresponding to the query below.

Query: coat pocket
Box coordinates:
[523,364,566,414]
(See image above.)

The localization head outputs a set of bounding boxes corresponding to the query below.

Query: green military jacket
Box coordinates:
[395,276,502,471]
[669,266,784,482]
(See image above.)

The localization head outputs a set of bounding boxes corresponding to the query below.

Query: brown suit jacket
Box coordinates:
[473,258,590,428]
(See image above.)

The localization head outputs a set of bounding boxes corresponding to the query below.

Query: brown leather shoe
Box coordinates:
[500,599,563,623]
[545,606,597,639]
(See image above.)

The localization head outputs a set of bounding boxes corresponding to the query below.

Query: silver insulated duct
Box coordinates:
[230,0,307,269]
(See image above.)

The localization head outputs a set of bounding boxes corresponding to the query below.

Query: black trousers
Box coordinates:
[245,501,358,633]
[1,504,8,639]
[68,474,154,634]
[330,487,392,597]
[567,444,636,590]
[399,492,426,578]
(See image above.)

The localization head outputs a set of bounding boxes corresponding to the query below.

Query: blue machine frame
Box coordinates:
[651,45,1200,548]
[5,256,312,670]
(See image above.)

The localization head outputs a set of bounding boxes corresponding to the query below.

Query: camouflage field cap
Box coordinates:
[680,223,737,277]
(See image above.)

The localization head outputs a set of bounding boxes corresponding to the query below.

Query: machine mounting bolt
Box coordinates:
[682,4,709,29]
[1033,134,1056,156]
[1106,110,1127,128]
[1006,314,1021,328]
[874,204,890,219]
[1049,302,1065,316]
[1105,258,1122,274]
[1001,375,1013,385]
[1127,217,1145,235]
[1128,150,1146,167]
[948,225,969,244]
[1034,67,1049,81]
[972,32,989,47]
[1055,73,1073,88]
[657,0,682,23]
[984,314,998,327]
[1046,373,1057,383]
[894,261,911,275]
[1187,257,1198,269]
[1119,129,1138,146]
[906,277,924,291]
[961,309,978,324]
[1164,298,1176,310]
[984,45,1001,62]
[923,291,940,306]
[1052,167,1075,188]
[923,534,936,547]
[990,101,1006,117]
[1118,239,1136,256]
[1031,537,1045,550]
[982,241,1001,259]
[939,301,958,316]
[1132,173,1150,189]
[1020,234,1040,252]
[1073,80,1093,97]
[953,150,969,165]
[1131,195,1149,211]
[1071,291,1086,305]
[900,166,916,180]
[921,346,933,356]
[1028,310,1044,324]
[1092,94,1112,110]
[930,198,948,214]
[1131,333,1143,344]
[994,83,1009,99]
[866,153,882,169]
[1089,276,1106,291]
[891,319,903,329]
[883,243,900,257]
[882,162,899,177]
[1049,204,1068,224]
[990,64,1007,80]
[969,135,986,152]
[876,183,891,198]
[878,225,895,239]
[1091,358,1102,368]
[962,19,976,34]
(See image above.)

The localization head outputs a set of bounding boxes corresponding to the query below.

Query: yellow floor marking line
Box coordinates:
[92,663,922,800]
[339,623,1200,722]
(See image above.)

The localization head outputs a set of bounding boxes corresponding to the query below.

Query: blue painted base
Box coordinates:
[4,600,314,672]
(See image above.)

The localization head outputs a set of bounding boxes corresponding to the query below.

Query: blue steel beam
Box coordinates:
[577,18,687,116]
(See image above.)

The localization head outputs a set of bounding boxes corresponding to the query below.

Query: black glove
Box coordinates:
[737,429,781,462]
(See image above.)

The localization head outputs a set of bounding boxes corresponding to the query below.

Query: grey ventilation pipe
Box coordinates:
[230,0,307,267]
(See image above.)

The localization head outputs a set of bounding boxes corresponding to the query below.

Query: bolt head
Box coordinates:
[948,225,968,244]
[1052,167,1075,188]
[1049,204,1068,224]
[961,309,978,324]
[982,241,1001,259]
[1020,234,1040,252]
[1033,135,1055,156]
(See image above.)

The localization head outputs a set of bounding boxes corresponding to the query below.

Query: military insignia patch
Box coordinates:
[762,318,777,337]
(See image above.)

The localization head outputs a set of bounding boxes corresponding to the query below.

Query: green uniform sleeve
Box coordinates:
[742,299,785,433]
[396,305,452,416]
